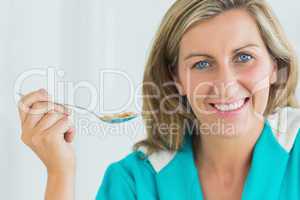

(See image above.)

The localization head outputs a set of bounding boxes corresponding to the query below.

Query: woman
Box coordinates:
[18,0,300,199]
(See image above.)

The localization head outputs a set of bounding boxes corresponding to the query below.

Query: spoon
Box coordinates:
[17,92,139,123]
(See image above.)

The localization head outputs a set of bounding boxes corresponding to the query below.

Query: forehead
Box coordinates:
[179,9,265,55]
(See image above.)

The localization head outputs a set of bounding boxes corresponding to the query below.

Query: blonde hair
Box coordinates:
[133,0,299,155]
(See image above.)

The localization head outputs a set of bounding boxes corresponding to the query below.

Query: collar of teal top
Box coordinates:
[153,119,290,200]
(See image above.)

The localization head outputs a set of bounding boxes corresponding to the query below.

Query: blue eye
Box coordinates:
[194,60,210,70]
[238,54,253,63]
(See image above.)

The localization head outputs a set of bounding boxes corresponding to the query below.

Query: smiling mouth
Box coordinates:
[209,97,250,112]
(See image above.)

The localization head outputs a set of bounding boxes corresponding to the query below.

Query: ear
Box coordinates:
[171,73,186,96]
[270,59,278,85]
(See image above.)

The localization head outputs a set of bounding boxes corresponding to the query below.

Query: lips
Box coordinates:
[209,97,250,112]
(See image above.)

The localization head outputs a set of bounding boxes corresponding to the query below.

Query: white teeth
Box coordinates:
[213,99,245,112]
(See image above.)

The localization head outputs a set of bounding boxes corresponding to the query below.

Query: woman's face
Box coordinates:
[175,9,277,136]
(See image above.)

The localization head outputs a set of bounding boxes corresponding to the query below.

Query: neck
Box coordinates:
[194,118,264,176]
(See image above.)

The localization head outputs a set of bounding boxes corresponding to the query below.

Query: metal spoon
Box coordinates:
[17,92,139,123]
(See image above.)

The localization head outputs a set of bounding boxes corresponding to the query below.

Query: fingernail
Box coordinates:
[39,88,46,93]
[64,109,71,116]
[39,88,48,95]
[68,127,74,133]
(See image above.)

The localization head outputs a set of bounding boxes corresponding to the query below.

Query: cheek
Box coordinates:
[180,72,211,95]
[240,62,272,93]
[183,75,211,112]
[240,64,271,114]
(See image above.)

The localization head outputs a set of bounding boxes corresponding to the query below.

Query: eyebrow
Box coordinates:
[183,44,260,61]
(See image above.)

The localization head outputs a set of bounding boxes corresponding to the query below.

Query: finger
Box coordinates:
[34,111,66,132]
[46,115,72,137]
[25,102,70,129]
[18,89,49,123]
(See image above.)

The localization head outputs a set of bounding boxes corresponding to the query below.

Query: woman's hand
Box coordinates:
[18,89,76,175]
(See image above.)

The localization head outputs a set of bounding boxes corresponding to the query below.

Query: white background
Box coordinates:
[0,0,299,199]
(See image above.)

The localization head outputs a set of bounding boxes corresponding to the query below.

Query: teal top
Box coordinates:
[96,113,300,199]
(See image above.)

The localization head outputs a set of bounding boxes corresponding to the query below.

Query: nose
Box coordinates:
[213,64,239,100]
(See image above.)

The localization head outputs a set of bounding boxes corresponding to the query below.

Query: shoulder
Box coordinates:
[96,151,148,199]
[96,149,162,199]
[267,106,300,153]
[102,150,150,181]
